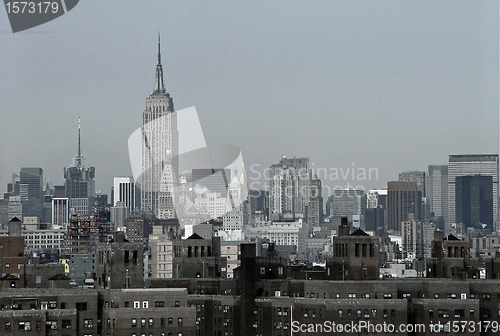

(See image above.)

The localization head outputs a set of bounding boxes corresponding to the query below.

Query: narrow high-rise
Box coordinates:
[63,119,95,218]
[140,35,179,219]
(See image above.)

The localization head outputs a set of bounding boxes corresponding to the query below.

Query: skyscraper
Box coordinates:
[140,35,178,219]
[426,165,448,225]
[455,175,493,231]
[113,177,135,211]
[448,155,499,232]
[268,157,310,219]
[64,119,95,217]
[19,167,43,218]
[387,181,422,233]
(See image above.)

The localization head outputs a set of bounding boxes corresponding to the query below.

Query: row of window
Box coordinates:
[304,292,499,300]
[121,300,180,309]
[5,320,72,331]
[130,318,182,328]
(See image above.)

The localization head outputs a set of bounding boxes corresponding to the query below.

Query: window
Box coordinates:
[125,301,130,308]
[429,309,434,318]
[132,319,137,327]
[175,301,179,307]
[348,293,357,299]
[76,302,87,311]
[372,309,377,318]
[5,322,11,331]
[155,301,164,307]
[62,320,72,329]
[141,318,146,327]
[142,301,149,308]
[134,301,140,308]
[260,267,265,275]
[483,294,491,302]
[36,275,42,284]
[168,318,173,325]
[178,318,183,326]
[149,318,153,327]
[84,319,93,328]
[338,309,343,318]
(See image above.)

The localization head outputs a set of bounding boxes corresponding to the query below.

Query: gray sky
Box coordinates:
[0,0,498,195]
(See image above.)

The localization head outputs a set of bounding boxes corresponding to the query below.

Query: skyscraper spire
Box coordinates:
[73,117,83,168]
[158,32,161,66]
[78,117,81,159]
[153,32,165,95]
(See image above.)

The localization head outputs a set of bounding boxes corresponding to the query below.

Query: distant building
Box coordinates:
[401,214,424,259]
[326,188,366,228]
[19,168,43,219]
[399,171,426,196]
[426,165,449,225]
[268,157,310,219]
[110,201,129,231]
[113,177,135,211]
[307,176,323,232]
[455,175,493,231]
[140,37,178,219]
[64,119,96,216]
[387,181,421,233]
[448,154,499,233]
[51,198,69,227]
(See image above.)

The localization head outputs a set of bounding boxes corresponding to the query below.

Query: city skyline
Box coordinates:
[1,1,498,194]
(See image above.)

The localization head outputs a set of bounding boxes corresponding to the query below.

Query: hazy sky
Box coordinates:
[0,1,498,195]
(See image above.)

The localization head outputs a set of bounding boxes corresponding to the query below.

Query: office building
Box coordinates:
[140,36,178,219]
[448,154,499,232]
[63,119,96,216]
[387,181,422,233]
[455,175,493,231]
[19,167,43,218]
[268,157,310,219]
[426,165,449,225]
[112,177,135,211]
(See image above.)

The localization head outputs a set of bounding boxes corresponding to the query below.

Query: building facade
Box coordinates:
[140,37,178,219]
[448,154,499,233]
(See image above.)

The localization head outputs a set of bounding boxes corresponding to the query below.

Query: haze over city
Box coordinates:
[1,1,498,194]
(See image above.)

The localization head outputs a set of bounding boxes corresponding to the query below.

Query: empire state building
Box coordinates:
[140,35,179,218]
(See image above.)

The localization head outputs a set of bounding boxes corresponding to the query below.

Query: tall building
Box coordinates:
[455,175,493,231]
[401,214,424,259]
[426,165,449,226]
[268,157,310,219]
[52,198,69,227]
[19,167,43,219]
[64,119,95,216]
[307,175,324,230]
[113,177,135,211]
[387,181,421,233]
[399,171,426,195]
[448,155,499,233]
[326,188,365,228]
[140,36,178,219]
